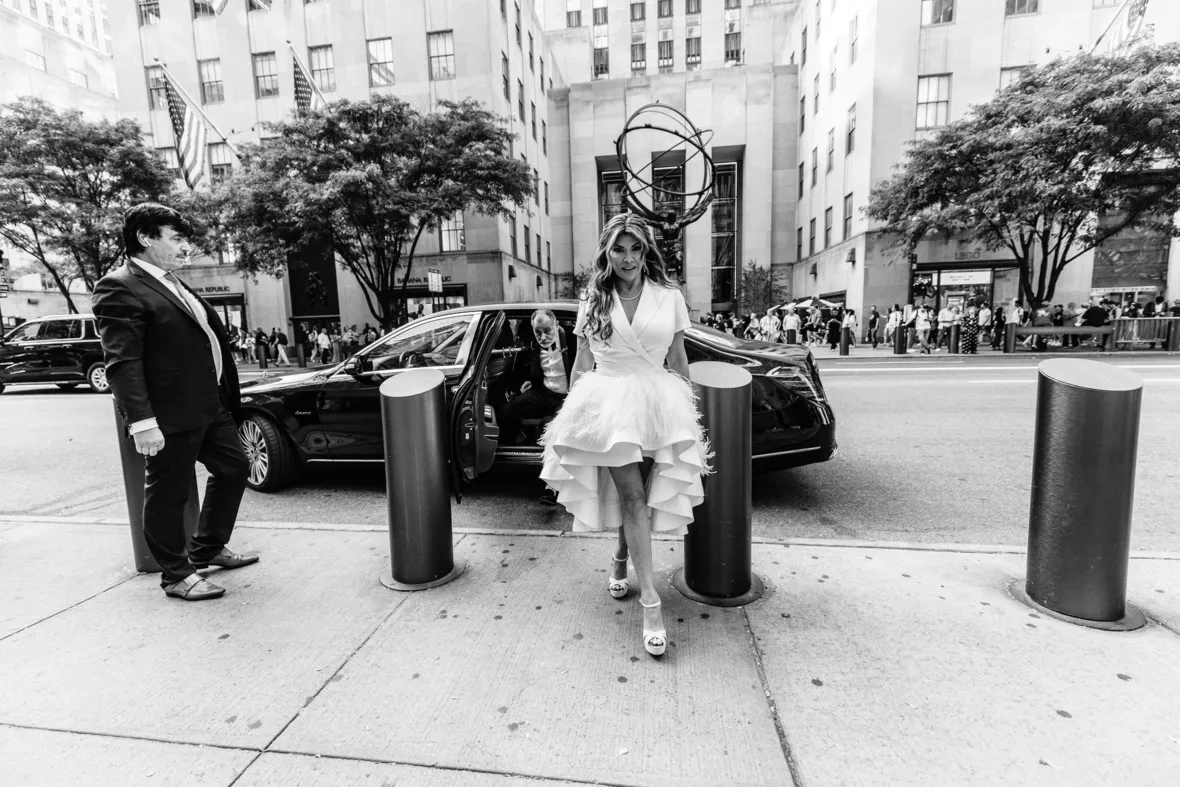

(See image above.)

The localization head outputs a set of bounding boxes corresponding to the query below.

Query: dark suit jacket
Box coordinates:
[523,326,573,392]
[92,259,242,435]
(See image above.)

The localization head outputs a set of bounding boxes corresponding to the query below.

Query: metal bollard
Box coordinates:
[258,345,268,370]
[673,362,764,606]
[1003,322,1017,353]
[893,324,907,355]
[1167,321,1180,352]
[378,369,465,591]
[949,324,961,354]
[839,327,851,356]
[113,400,199,573]
[784,328,798,345]
[1017,360,1146,630]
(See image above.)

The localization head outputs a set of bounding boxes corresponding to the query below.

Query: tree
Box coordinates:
[190,96,533,329]
[0,97,174,312]
[737,259,788,316]
[556,264,593,299]
[866,42,1180,308]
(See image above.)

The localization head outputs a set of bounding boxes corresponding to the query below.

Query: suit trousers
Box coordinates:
[143,403,250,585]
[499,385,566,444]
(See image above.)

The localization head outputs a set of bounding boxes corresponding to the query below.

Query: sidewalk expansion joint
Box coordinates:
[0,573,138,645]
[741,606,804,787]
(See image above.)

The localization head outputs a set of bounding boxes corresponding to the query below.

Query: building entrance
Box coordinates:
[911,266,1019,312]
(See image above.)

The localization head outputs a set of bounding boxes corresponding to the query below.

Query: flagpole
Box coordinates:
[153,58,241,158]
[287,40,328,105]
[1090,0,1133,53]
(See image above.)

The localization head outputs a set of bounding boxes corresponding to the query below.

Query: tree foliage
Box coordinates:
[0,97,174,312]
[866,42,1180,307]
[185,96,533,328]
[737,260,789,316]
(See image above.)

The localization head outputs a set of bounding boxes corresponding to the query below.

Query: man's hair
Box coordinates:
[531,308,558,327]
[123,203,193,256]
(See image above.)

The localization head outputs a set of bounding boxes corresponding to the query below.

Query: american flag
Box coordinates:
[292,53,327,115]
[163,75,208,190]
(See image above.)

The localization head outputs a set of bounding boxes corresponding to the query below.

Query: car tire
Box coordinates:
[238,414,298,492]
[86,362,110,393]
[57,382,81,390]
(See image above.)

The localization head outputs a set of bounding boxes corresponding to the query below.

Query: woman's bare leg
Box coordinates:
[607,460,662,636]
[610,458,651,580]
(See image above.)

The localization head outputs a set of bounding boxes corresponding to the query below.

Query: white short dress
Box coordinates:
[540,281,712,536]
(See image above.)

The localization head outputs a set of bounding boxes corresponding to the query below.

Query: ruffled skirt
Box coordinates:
[539,368,713,536]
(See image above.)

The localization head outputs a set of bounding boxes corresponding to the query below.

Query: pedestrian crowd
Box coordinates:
[699,304,867,350]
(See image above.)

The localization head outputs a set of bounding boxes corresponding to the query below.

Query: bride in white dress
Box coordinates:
[540,213,712,657]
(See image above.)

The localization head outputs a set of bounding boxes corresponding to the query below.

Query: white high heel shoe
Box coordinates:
[640,598,667,657]
[608,556,630,599]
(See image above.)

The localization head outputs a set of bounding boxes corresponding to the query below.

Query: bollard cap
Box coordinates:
[1037,359,1141,392]
[379,368,447,398]
[689,361,753,389]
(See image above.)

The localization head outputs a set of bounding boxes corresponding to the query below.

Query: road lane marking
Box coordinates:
[822,363,1180,372]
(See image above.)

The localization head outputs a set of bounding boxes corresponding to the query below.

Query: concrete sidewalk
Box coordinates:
[1,518,1178,787]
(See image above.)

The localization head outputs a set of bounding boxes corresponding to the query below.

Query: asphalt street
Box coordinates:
[2,356,1178,550]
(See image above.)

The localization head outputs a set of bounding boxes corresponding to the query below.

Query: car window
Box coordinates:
[83,319,99,339]
[40,320,82,341]
[366,312,477,371]
[5,322,43,342]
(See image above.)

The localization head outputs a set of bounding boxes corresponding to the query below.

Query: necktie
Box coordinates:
[163,271,223,383]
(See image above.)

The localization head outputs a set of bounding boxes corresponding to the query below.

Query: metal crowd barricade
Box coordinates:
[1112,318,1177,350]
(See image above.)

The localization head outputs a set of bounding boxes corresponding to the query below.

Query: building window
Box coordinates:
[849,16,858,63]
[510,218,518,257]
[533,169,540,204]
[529,33,535,70]
[540,58,545,93]
[631,43,646,74]
[542,120,547,155]
[69,70,88,88]
[843,193,853,240]
[687,0,700,12]
[517,79,525,121]
[440,212,465,252]
[630,2,644,21]
[544,181,549,215]
[524,225,531,266]
[308,45,336,92]
[157,147,181,180]
[711,164,739,302]
[26,50,47,71]
[137,0,159,26]
[808,219,816,255]
[198,59,223,104]
[146,65,166,108]
[1005,0,1038,15]
[601,172,626,226]
[846,104,856,152]
[797,162,804,199]
[428,31,456,80]
[248,0,270,9]
[593,6,608,24]
[546,241,551,271]
[593,47,609,78]
[830,67,837,92]
[801,26,807,66]
[501,0,506,17]
[724,32,741,64]
[826,129,834,172]
[725,0,740,7]
[536,232,542,267]
[531,102,537,139]
[567,9,581,26]
[252,53,279,98]
[193,0,215,19]
[658,40,673,72]
[999,66,1027,90]
[659,0,672,17]
[502,52,510,99]
[823,207,833,248]
[813,74,820,113]
[916,74,951,129]
[799,96,806,133]
[811,148,818,186]
[686,37,701,67]
[369,38,395,87]
[921,0,954,25]
[209,142,232,184]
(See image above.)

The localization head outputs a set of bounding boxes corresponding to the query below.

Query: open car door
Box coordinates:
[448,311,506,502]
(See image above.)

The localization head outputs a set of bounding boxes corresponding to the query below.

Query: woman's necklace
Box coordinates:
[617,285,642,301]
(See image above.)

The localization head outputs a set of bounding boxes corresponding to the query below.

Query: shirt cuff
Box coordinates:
[129,418,159,435]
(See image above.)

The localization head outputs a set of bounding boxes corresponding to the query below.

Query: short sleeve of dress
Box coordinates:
[672,288,691,333]
[574,297,589,337]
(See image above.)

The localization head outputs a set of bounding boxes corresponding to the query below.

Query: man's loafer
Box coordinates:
[192,549,260,570]
[164,575,225,601]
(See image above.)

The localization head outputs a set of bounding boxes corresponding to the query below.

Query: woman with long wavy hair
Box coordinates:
[540,212,711,658]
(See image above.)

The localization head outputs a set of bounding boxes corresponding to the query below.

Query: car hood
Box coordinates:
[240,367,337,394]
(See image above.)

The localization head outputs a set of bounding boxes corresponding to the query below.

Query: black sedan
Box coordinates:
[235,302,837,492]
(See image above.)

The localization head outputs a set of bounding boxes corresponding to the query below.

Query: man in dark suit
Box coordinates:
[92,203,257,601]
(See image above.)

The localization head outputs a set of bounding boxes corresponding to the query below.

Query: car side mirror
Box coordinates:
[344,355,366,377]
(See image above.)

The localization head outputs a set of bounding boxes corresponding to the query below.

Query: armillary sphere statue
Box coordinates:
[614,103,716,281]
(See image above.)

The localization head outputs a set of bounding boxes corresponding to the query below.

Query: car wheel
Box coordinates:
[238,414,298,492]
[57,382,81,390]
[86,362,110,393]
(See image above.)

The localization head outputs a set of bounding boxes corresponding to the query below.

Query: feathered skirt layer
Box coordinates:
[539,367,713,536]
